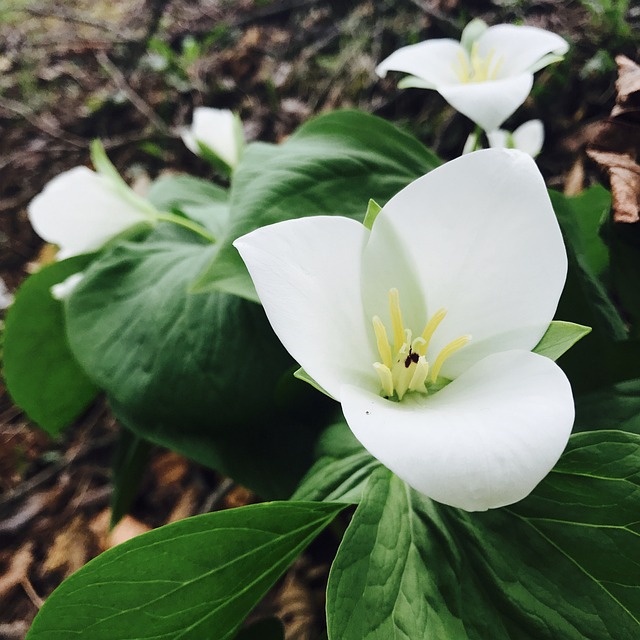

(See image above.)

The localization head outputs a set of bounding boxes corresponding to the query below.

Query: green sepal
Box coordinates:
[533,320,592,361]
[363,198,382,230]
[294,367,336,400]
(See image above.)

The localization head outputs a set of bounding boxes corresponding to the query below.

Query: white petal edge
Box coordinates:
[184,107,242,168]
[362,148,567,379]
[478,24,569,77]
[233,216,378,400]
[438,73,533,131]
[341,349,574,511]
[376,39,464,88]
[486,128,510,149]
[28,167,151,258]
[513,119,544,157]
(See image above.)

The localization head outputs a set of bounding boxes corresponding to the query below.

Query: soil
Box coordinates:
[0,1,638,638]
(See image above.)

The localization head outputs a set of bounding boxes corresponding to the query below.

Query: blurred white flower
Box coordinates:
[487,119,544,157]
[235,149,573,511]
[0,277,13,309]
[464,119,544,157]
[376,19,568,132]
[51,273,85,301]
[28,143,156,259]
[181,107,245,171]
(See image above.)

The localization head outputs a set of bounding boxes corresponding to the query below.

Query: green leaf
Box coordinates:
[3,256,98,435]
[234,618,284,640]
[146,174,229,239]
[363,199,382,230]
[326,431,640,639]
[574,376,640,434]
[293,421,381,503]
[65,224,331,498]
[26,501,344,640]
[532,320,591,360]
[110,428,151,527]
[194,110,440,296]
[550,188,629,392]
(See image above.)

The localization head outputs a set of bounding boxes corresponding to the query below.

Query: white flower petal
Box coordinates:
[28,167,151,258]
[341,350,574,511]
[513,119,544,157]
[182,107,243,169]
[233,216,377,400]
[486,128,510,149]
[478,24,569,77]
[0,277,13,309]
[51,272,85,301]
[376,39,464,87]
[438,73,533,131]
[363,149,567,378]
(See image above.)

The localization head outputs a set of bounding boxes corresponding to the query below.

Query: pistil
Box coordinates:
[372,288,471,400]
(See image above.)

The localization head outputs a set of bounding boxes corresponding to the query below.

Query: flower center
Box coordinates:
[372,288,471,401]
[452,43,504,83]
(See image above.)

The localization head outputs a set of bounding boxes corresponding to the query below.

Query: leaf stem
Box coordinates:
[155,212,216,243]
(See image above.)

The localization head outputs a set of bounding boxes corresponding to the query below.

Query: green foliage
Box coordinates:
[64,223,327,498]
[193,109,441,296]
[325,432,640,639]
[2,256,98,435]
[26,501,344,640]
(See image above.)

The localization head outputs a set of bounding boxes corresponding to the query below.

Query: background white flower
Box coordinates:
[181,107,244,170]
[487,119,544,157]
[235,149,574,512]
[28,165,155,259]
[376,20,568,132]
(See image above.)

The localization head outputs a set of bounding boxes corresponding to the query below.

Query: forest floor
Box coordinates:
[0,0,638,638]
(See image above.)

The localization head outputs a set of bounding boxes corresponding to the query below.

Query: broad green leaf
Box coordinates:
[292,422,380,503]
[194,110,440,295]
[3,256,98,435]
[234,618,284,640]
[532,320,591,360]
[293,421,381,503]
[26,501,344,640]
[610,222,640,338]
[551,188,629,392]
[574,376,640,434]
[146,174,229,240]
[325,431,640,639]
[65,224,331,497]
[110,428,151,527]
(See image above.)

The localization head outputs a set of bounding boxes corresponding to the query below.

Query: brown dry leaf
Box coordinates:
[43,515,95,576]
[150,451,189,487]
[167,486,199,524]
[587,56,640,223]
[108,514,151,548]
[0,543,34,600]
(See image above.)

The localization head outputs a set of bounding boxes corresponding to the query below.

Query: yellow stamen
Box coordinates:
[419,308,447,356]
[454,50,470,82]
[408,356,429,393]
[374,363,394,398]
[373,316,393,369]
[389,288,405,353]
[430,334,472,383]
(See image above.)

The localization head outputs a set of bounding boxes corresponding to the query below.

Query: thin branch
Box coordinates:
[23,5,139,39]
[0,97,86,148]
[95,51,169,133]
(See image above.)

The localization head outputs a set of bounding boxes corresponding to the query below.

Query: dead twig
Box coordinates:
[0,97,86,148]
[95,51,170,134]
[23,5,139,39]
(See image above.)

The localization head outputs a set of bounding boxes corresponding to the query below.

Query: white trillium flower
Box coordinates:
[487,119,545,157]
[0,277,13,309]
[234,149,574,511]
[28,153,157,260]
[376,19,569,132]
[181,107,245,171]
